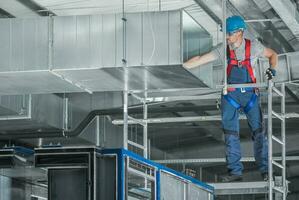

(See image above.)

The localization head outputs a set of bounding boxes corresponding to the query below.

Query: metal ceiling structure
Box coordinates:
[0,0,299,199]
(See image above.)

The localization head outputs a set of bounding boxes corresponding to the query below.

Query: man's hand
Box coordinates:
[265,67,276,80]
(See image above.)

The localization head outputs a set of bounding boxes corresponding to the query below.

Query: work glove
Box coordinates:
[265,67,276,80]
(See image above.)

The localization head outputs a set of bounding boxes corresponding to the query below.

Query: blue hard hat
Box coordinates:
[226,15,246,34]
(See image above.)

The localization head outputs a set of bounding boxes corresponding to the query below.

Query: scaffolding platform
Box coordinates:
[211,181,269,195]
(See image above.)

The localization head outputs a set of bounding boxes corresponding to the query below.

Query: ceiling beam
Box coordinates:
[228,0,294,53]
[267,0,299,40]
[0,0,39,18]
[0,8,15,18]
[15,0,56,16]
[261,8,295,52]
[193,0,222,25]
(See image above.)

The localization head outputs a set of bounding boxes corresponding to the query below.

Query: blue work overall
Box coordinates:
[221,40,268,176]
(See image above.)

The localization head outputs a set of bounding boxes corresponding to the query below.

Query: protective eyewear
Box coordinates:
[227,31,238,37]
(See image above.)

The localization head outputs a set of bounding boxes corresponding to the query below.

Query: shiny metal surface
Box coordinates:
[0,11,210,95]
[0,65,205,95]
[52,12,182,68]
[0,2,298,199]
[1,10,296,95]
[0,18,49,71]
[0,91,125,137]
[0,94,63,132]
[184,2,221,46]
[18,115,123,148]
[0,95,28,116]
[34,0,194,15]
[77,115,100,146]
[0,70,83,95]
[183,11,214,87]
[0,95,31,121]
[55,65,206,92]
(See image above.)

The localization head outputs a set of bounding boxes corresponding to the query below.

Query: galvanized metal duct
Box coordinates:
[33,0,194,15]
[0,90,145,140]
[0,10,206,136]
[0,94,63,132]
[0,95,29,118]
[0,11,208,95]
[182,11,214,88]
[184,2,221,46]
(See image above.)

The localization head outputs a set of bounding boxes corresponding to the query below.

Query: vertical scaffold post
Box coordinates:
[268,80,287,200]
[268,80,274,200]
[222,0,228,95]
[143,69,148,159]
[122,0,128,150]
[281,82,286,200]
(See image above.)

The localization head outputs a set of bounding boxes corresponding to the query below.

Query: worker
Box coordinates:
[184,15,278,182]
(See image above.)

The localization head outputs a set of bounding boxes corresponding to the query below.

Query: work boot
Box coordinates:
[262,173,269,181]
[221,174,243,182]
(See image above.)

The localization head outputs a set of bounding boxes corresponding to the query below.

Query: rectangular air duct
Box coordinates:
[0,11,207,95]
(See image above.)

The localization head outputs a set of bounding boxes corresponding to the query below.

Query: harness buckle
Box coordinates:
[237,60,242,67]
[240,88,246,93]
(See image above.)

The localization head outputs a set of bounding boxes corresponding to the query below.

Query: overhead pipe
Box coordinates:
[112,112,299,125]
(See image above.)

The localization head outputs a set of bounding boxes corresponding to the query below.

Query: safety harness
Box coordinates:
[224,92,257,113]
[224,39,257,113]
[227,39,256,84]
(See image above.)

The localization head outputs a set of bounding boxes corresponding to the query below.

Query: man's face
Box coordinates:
[226,30,242,45]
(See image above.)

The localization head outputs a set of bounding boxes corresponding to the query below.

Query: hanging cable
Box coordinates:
[144,0,156,66]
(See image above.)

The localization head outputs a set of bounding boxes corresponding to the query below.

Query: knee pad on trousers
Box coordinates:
[223,129,239,137]
[252,128,265,141]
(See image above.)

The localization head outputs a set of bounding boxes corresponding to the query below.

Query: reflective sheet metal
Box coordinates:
[0,70,83,95]
[55,65,206,92]
[0,65,205,95]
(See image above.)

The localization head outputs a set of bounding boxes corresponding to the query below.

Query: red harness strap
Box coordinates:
[227,39,256,83]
